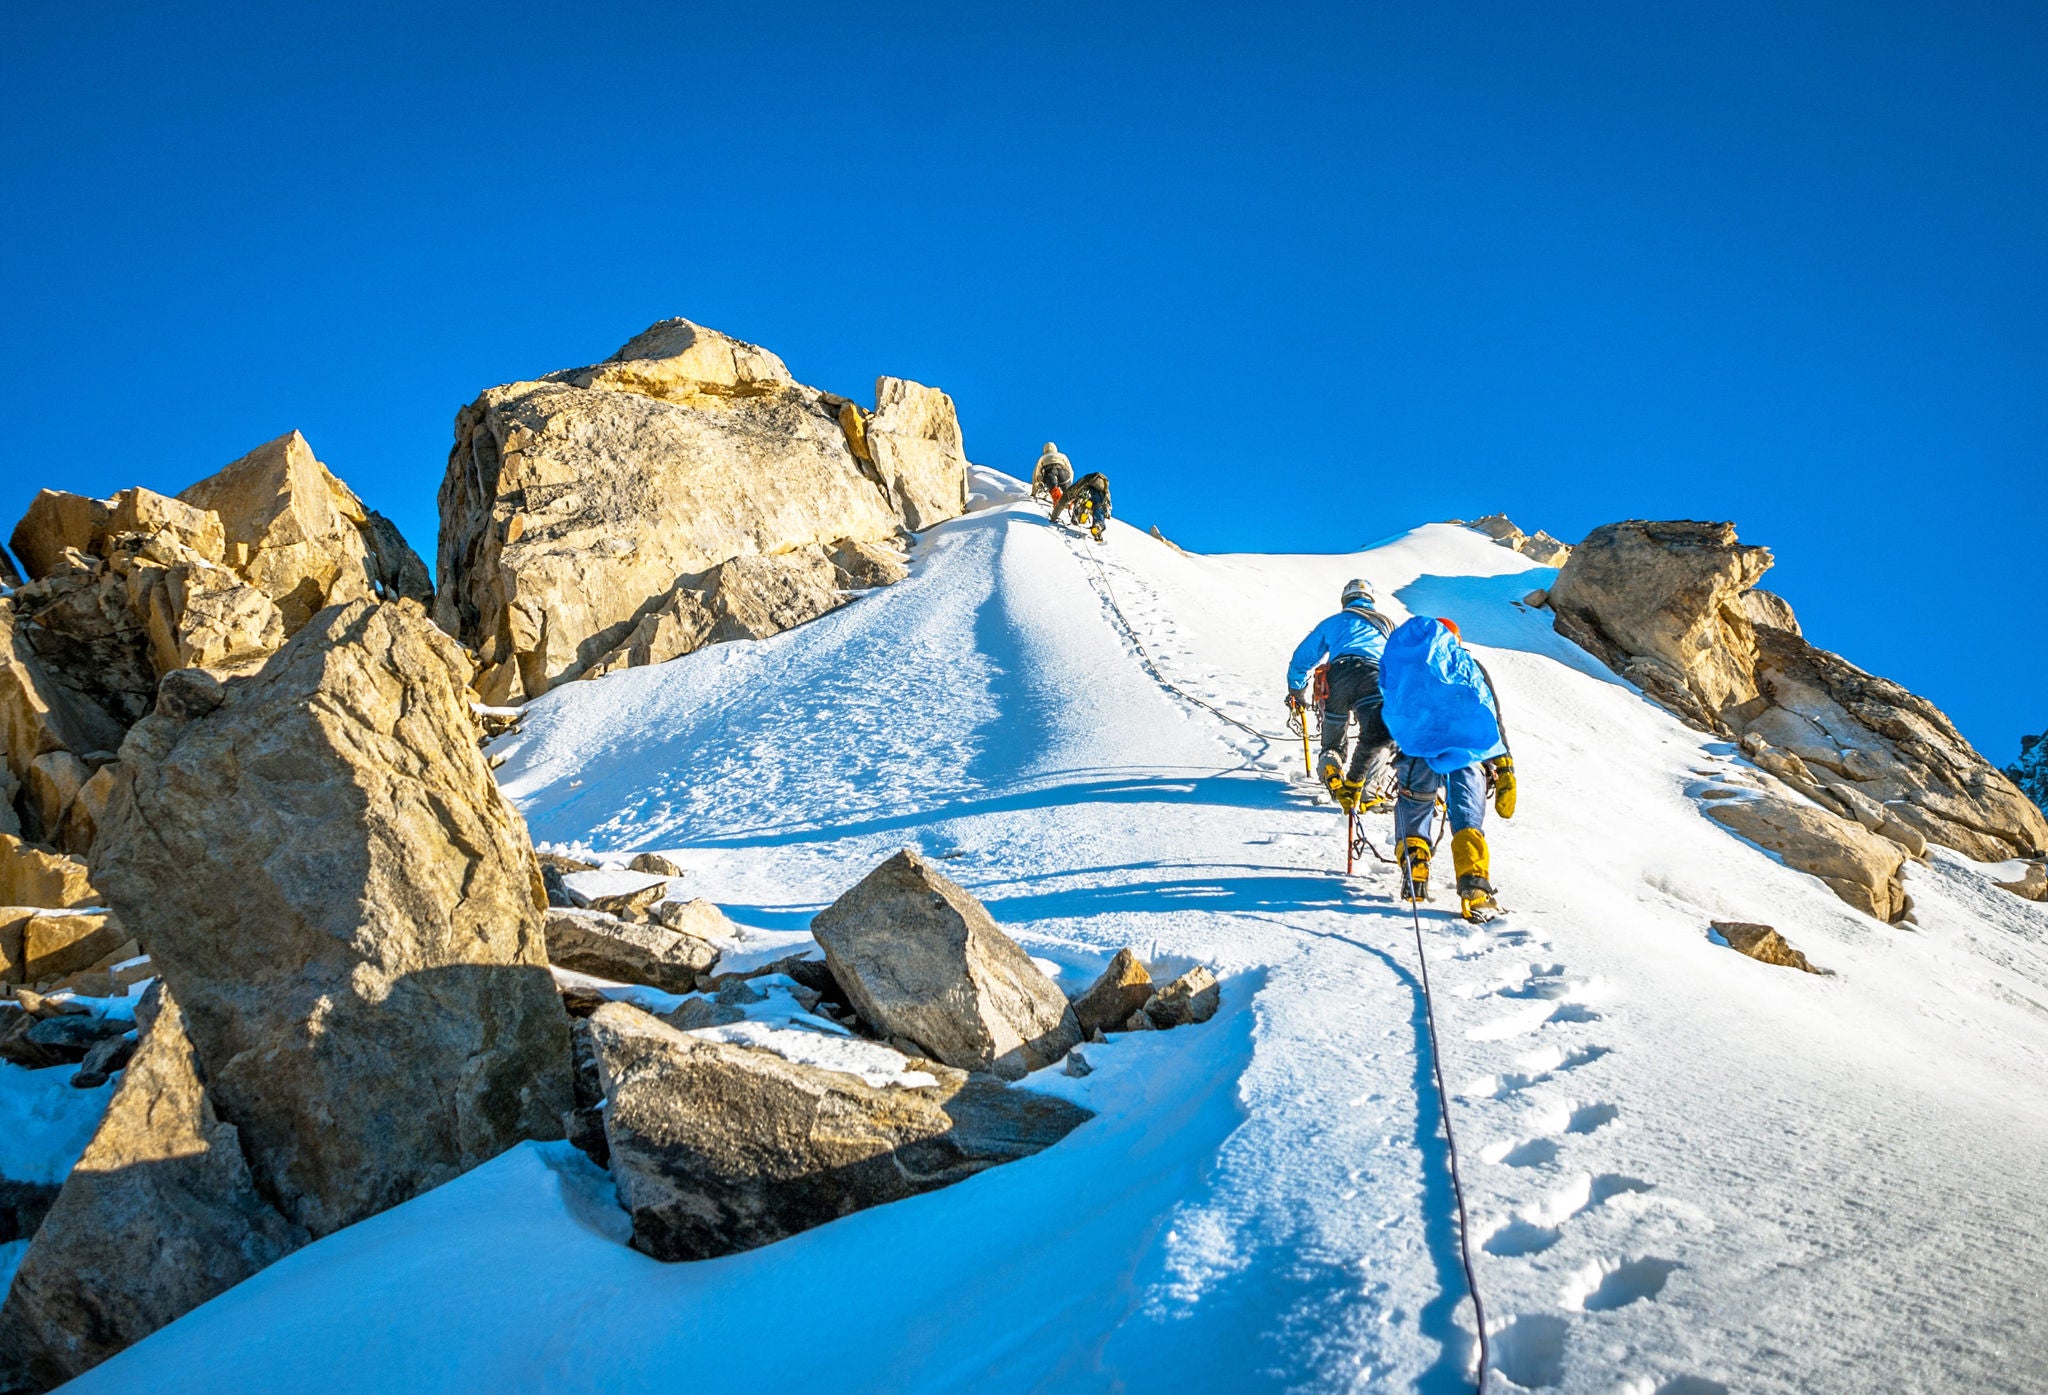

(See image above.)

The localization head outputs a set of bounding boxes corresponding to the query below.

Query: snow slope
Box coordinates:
[57,494,2048,1394]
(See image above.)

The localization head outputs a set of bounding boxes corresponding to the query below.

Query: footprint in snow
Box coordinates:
[1465,997,1602,1042]
[1560,1255,1679,1312]
[1478,1172,1653,1259]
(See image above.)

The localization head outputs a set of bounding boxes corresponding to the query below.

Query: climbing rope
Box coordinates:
[1407,886,1493,1393]
[1059,515,1491,1390]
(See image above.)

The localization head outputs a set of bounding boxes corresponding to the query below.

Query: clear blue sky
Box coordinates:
[4,2,2043,761]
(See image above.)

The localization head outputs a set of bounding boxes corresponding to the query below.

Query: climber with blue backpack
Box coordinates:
[1377,616,1518,922]
[1285,578,1398,812]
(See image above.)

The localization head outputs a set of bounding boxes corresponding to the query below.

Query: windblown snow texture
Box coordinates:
[43,494,2048,1395]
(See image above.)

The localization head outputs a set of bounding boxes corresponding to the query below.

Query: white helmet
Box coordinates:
[1340,578,1375,607]
[1041,442,1059,456]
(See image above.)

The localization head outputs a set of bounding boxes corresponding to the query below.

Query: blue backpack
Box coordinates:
[1379,618,1507,773]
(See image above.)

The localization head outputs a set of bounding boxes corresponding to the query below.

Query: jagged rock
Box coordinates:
[560,868,669,921]
[1550,520,1770,732]
[1740,588,1800,634]
[19,911,125,983]
[1551,520,2048,876]
[863,377,970,531]
[1467,514,1525,546]
[830,538,909,589]
[0,986,307,1391]
[628,851,685,877]
[24,1013,129,1053]
[1141,966,1221,1027]
[810,849,1081,1079]
[648,897,738,945]
[543,908,715,993]
[660,996,747,1031]
[1516,531,1572,567]
[21,751,87,848]
[1063,1049,1093,1078]
[1996,860,2047,903]
[0,1009,76,1069]
[70,1030,136,1088]
[178,431,431,631]
[0,601,129,800]
[1069,948,1153,1037]
[1122,1008,1157,1032]
[433,318,964,702]
[1711,921,1824,974]
[8,492,111,583]
[56,763,116,859]
[585,1002,1090,1262]
[1522,588,1550,609]
[582,547,849,681]
[1705,788,1907,922]
[0,835,97,910]
[536,850,598,908]
[91,598,571,1239]
[5,552,160,736]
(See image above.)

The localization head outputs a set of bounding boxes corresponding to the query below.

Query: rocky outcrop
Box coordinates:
[1550,520,2048,884]
[1,444,428,858]
[543,908,715,993]
[1070,947,1153,1036]
[0,986,306,1392]
[177,432,433,629]
[581,546,863,681]
[434,318,962,703]
[1459,514,1573,567]
[92,599,571,1239]
[1140,966,1222,1028]
[0,835,97,910]
[1711,921,1824,973]
[585,1002,1090,1262]
[810,849,1081,1079]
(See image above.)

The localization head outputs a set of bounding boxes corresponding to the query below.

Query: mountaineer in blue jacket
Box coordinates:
[1285,578,1398,811]
[1377,616,1518,922]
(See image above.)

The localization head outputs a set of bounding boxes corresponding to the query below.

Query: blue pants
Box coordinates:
[1394,756,1487,844]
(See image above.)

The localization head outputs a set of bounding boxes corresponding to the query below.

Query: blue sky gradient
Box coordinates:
[3,1,2042,758]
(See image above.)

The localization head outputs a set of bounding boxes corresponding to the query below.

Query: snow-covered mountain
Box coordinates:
[35,480,2048,1395]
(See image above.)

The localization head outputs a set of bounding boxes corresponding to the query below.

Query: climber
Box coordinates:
[1377,616,1517,922]
[1052,470,1112,541]
[1284,579,1398,812]
[1031,442,1074,505]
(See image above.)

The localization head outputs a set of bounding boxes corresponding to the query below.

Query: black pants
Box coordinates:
[1322,656,1394,784]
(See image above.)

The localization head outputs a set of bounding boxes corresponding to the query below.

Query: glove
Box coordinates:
[1285,689,1308,712]
[1490,756,1516,819]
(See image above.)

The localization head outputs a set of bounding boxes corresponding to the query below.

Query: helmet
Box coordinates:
[1340,578,1375,607]
[1437,617,1461,639]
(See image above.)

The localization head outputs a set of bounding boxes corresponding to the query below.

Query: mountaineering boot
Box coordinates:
[1320,750,1347,804]
[1091,521,1105,542]
[1335,777,1366,813]
[1400,836,1432,902]
[1452,827,1499,923]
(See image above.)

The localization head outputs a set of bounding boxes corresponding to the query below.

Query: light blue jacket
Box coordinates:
[1286,605,1392,691]
[1379,617,1509,772]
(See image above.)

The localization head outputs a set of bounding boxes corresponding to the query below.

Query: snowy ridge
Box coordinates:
[62,497,2048,1394]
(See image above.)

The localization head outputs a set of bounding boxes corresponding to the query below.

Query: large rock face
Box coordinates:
[179,431,431,630]
[92,599,572,1238]
[1705,786,1909,922]
[1550,521,2048,874]
[809,849,1081,1079]
[0,987,306,1392]
[586,1002,1090,1262]
[1,446,428,857]
[433,318,966,703]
